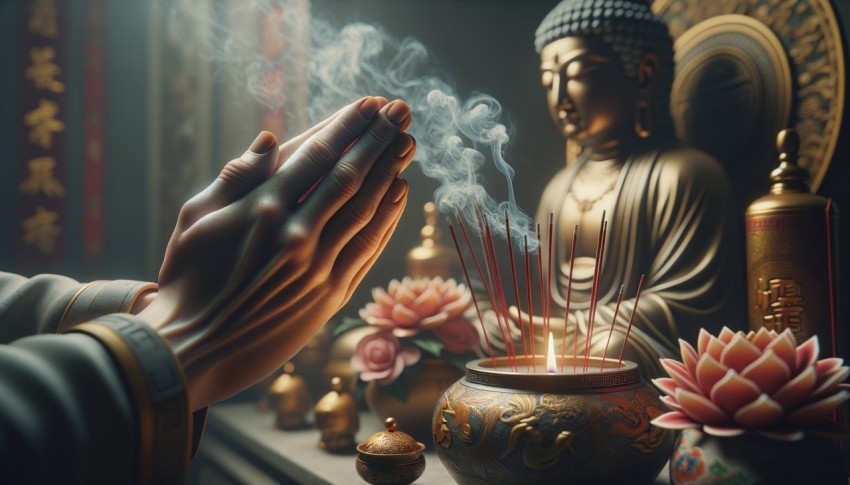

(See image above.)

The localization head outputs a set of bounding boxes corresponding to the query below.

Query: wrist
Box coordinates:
[129,289,158,314]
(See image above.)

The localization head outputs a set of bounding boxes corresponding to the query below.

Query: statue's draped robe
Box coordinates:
[0,273,192,484]
[493,143,745,378]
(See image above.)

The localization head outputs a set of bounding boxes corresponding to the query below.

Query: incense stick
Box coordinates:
[457,215,513,369]
[826,199,837,359]
[600,284,625,370]
[536,224,546,372]
[448,222,497,367]
[617,274,646,368]
[562,224,577,373]
[546,213,554,348]
[504,211,530,371]
[584,213,607,371]
[524,235,536,372]
[484,220,518,370]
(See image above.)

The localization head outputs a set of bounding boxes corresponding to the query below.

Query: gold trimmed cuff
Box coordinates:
[69,314,190,485]
[57,280,158,333]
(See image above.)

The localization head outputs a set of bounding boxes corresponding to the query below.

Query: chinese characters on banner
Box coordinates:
[16,0,67,272]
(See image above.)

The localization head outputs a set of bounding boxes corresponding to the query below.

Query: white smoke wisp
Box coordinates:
[162,0,537,251]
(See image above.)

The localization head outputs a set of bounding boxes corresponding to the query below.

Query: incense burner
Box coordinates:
[432,356,674,484]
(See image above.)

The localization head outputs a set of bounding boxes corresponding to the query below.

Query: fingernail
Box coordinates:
[360,97,381,118]
[249,131,276,154]
[393,134,415,158]
[385,100,411,126]
[389,179,408,203]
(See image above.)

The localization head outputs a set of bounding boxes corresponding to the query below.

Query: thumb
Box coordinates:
[191,131,279,218]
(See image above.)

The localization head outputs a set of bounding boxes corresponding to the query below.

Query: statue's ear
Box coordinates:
[636,53,660,94]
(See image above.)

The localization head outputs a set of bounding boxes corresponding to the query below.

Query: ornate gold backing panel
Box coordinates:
[654,0,845,195]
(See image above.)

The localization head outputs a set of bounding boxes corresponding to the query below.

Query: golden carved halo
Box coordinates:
[654,0,845,194]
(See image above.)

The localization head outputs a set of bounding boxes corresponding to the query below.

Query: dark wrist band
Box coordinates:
[69,314,190,485]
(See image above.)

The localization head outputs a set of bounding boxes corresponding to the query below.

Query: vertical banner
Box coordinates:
[260,4,287,137]
[15,0,67,273]
[258,0,311,140]
[83,0,106,262]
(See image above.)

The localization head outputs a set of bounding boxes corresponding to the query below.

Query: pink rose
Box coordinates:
[433,317,480,354]
[351,331,421,385]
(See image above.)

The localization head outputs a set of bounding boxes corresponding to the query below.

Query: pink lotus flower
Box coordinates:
[651,327,849,440]
[359,277,471,338]
[351,331,421,385]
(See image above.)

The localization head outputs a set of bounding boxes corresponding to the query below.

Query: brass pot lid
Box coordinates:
[357,417,424,456]
[654,0,844,196]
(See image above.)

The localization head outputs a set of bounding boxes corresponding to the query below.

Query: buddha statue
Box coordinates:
[502,0,745,377]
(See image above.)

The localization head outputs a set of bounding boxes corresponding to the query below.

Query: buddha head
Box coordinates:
[535,0,675,156]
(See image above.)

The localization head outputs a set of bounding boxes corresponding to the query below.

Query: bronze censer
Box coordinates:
[432,355,674,484]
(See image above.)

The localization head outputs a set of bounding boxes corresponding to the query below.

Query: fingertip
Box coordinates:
[248,131,277,154]
[389,178,408,203]
[359,96,381,119]
[383,100,411,126]
[392,133,416,158]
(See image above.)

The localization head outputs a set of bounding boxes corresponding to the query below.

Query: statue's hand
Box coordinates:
[138,97,415,411]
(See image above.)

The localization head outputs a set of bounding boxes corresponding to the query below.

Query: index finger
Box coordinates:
[275,97,389,170]
[273,97,384,203]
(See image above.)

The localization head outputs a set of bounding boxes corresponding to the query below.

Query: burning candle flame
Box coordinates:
[546,331,556,373]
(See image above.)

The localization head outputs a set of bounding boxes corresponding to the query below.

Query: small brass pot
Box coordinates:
[356,418,426,485]
[432,356,674,484]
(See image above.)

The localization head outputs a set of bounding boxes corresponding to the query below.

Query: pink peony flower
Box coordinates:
[433,317,480,354]
[652,326,850,440]
[359,277,471,338]
[351,331,421,385]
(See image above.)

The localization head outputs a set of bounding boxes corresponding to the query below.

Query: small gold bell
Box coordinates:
[314,376,359,453]
[268,362,312,430]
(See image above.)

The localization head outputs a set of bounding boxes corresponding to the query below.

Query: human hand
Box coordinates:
[138,97,415,410]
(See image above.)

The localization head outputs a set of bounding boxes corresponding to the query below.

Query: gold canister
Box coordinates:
[745,129,840,351]
[405,202,458,279]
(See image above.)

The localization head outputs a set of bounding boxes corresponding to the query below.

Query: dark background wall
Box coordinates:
[0,0,847,330]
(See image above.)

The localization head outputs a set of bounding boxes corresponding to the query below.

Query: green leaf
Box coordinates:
[404,361,423,380]
[441,352,477,371]
[333,317,367,338]
[354,375,367,405]
[380,373,411,402]
[409,337,444,357]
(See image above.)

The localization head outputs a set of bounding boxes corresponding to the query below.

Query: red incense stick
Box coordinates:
[562,225,577,373]
[457,215,512,368]
[584,213,607,371]
[524,235,536,372]
[826,199,837,359]
[484,221,518,370]
[617,274,646,368]
[504,211,530,371]
[448,222,497,367]
[546,213,554,343]
[536,224,546,371]
[600,284,625,370]
[473,207,516,370]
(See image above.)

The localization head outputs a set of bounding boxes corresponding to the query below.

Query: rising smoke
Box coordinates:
[163,0,537,251]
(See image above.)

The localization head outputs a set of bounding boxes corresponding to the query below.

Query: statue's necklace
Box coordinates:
[569,160,623,213]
